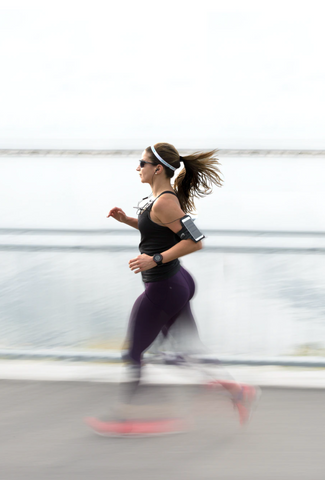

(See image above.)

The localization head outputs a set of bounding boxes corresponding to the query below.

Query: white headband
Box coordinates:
[150,145,176,171]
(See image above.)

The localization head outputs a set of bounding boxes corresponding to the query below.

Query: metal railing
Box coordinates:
[1,228,325,254]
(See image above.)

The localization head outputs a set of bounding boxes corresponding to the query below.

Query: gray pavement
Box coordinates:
[1,380,325,480]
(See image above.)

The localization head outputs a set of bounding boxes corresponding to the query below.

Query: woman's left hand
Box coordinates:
[129,254,156,274]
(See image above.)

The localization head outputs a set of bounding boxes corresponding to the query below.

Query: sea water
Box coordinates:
[1,153,325,356]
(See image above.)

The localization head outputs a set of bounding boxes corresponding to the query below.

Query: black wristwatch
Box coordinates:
[153,253,163,266]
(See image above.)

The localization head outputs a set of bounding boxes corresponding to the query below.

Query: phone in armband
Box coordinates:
[180,215,205,242]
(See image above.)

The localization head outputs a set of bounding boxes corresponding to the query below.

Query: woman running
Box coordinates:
[88,143,258,435]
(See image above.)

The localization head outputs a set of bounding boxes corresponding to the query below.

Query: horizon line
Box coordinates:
[1,148,325,157]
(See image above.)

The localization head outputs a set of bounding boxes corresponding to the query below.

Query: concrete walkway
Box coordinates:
[0,379,325,480]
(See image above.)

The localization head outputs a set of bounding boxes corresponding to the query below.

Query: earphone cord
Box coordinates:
[159,217,183,225]
[137,169,184,225]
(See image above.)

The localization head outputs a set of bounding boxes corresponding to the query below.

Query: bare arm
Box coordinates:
[129,195,203,273]
[161,237,202,262]
[152,196,203,261]
[107,207,139,230]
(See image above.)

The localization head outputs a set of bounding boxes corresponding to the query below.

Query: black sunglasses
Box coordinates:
[139,160,155,168]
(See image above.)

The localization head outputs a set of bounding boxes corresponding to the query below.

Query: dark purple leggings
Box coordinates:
[126,267,201,365]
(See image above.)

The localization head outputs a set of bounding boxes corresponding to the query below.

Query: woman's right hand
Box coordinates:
[107,207,127,223]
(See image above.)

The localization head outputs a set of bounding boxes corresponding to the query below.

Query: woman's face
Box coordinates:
[136,150,157,184]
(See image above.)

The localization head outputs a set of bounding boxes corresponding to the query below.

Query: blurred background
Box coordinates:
[1,0,325,359]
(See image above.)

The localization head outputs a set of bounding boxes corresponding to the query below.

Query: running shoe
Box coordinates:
[85,417,187,437]
[232,384,261,425]
[206,380,261,425]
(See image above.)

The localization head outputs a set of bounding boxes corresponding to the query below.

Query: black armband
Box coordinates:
[176,225,192,241]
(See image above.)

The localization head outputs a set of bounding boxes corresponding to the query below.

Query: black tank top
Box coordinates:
[138,191,181,283]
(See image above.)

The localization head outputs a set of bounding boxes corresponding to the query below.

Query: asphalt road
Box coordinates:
[1,380,324,480]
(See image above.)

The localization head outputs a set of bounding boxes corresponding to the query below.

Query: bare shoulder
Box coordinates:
[151,193,185,232]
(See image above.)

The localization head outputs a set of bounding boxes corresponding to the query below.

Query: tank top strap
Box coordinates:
[157,190,177,198]
[154,190,177,202]
[147,190,177,212]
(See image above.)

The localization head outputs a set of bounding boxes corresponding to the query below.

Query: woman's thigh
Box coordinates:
[128,273,192,363]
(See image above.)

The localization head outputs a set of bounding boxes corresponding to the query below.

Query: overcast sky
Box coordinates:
[0,0,324,149]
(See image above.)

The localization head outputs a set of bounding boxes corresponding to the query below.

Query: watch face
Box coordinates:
[153,254,163,264]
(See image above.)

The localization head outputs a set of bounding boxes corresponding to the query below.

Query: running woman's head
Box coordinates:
[144,143,223,213]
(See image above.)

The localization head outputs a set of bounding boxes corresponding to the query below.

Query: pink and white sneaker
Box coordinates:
[85,417,188,437]
[206,380,261,425]
[232,384,261,425]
